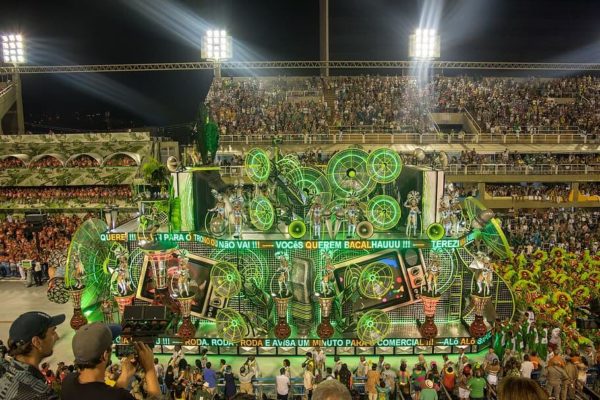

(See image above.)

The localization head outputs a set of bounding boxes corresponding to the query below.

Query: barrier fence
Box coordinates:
[217,130,595,146]
[220,163,600,178]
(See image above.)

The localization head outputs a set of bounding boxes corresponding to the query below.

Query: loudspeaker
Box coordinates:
[142,306,169,321]
[426,223,445,240]
[123,305,168,321]
[122,305,169,338]
[288,220,307,239]
[166,156,179,173]
[123,305,145,320]
[357,221,374,238]
[472,209,495,230]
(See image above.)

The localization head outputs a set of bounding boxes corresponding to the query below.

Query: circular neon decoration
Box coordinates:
[216,309,248,344]
[210,262,242,298]
[326,149,376,198]
[482,218,511,259]
[277,167,332,206]
[248,195,275,231]
[367,195,401,231]
[356,310,391,345]
[367,148,403,183]
[358,262,394,299]
[245,148,271,183]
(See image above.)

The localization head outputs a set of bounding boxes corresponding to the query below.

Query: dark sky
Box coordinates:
[0,0,598,128]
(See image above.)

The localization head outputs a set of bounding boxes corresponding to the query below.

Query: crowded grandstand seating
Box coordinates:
[0,213,137,280]
[103,155,138,166]
[503,208,600,254]
[0,154,137,169]
[485,183,572,202]
[66,155,101,167]
[0,157,25,169]
[580,183,600,197]
[206,77,329,140]
[0,215,81,277]
[434,76,599,134]
[329,76,434,132]
[206,76,600,139]
[0,185,133,203]
[29,156,63,168]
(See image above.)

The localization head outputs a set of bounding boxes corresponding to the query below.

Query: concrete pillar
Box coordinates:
[320,0,329,77]
[14,72,25,134]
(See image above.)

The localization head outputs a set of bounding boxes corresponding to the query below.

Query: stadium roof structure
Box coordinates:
[0,60,599,74]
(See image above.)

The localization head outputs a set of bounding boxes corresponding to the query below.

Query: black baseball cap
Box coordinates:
[9,311,65,343]
[72,322,122,364]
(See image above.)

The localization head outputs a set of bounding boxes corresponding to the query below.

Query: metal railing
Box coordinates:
[494,125,581,135]
[445,163,600,175]
[0,82,15,98]
[217,130,595,145]
[464,108,482,134]
[221,163,600,178]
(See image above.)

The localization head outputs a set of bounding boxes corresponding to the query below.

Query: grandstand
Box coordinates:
[203,75,599,217]
[0,132,178,213]
[0,8,599,399]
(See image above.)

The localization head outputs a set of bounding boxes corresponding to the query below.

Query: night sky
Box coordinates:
[0,0,598,129]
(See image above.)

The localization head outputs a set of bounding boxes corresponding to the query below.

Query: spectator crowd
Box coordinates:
[206,77,329,141]
[0,155,137,169]
[66,155,100,168]
[205,75,599,139]
[0,157,26,169]
[485,183,571,202]
[0,214,84,283]
[2,318,596,400]
[503,208,600,254]
[0,185,133,204]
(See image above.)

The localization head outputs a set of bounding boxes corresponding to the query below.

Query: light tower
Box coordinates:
[1,34,25,134]
[409,28,440,87]
[201,29,232,79]
[409,29,440,60]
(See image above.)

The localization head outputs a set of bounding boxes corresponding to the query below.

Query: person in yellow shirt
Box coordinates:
[366,364,381,400]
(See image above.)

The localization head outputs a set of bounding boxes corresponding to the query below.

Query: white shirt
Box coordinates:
[170,349,184,368]
[521,361,535,378]
[356,360,368,377]
[276,374,290,395]
[304,370,314,390]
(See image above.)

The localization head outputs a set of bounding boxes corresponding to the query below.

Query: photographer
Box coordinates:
[61,322,162,400]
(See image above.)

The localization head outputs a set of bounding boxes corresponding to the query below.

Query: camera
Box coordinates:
[115,344,136,358]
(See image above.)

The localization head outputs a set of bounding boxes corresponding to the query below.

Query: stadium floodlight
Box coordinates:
[201,29,232,61]
[2,33,25,64]
[409,28,440,60]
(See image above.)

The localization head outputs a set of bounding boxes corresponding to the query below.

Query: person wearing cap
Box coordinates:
[420,379,438,400]
[0,311,64,400]
[60,322,161,400]
[193,382,213,400]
